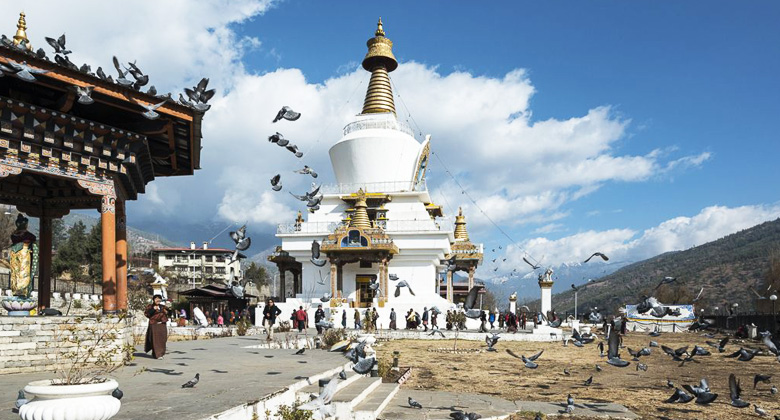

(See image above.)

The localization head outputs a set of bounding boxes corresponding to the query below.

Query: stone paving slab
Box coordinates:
[0,335,348,420]
[379,390,639,419]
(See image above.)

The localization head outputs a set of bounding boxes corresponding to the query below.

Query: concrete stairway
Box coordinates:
[294,371,400,420]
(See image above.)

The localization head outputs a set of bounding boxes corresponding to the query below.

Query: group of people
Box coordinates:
[178,305,254,328]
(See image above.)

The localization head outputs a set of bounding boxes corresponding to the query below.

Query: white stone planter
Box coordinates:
[19,378,121,420]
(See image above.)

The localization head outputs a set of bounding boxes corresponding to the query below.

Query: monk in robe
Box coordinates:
[144,294,169,359]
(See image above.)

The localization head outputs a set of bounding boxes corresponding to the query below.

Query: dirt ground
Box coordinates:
[375,330,779,420]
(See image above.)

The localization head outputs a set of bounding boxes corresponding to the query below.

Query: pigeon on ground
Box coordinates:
[268,132,289,146]
[682,378,717,404]
[310,241,326,267]
[394,280,415,297]
[666,388,694,403]
[15,390,27,410]
[692,345,711,356]
[449,410,482,420]
[771,385,778,395]
[295,348,305,355]
[584,376,593,386]
[111,388,123,400]
[649,341,659,347]
[294,165,318,178]
[339,370,347,380]
[726,347,759,362]
[124,61,148,90]
[270,174,282,191]
[760,331,780,361]
[181,373,200,388]
[45,34,71,55]
[755,374,772,389]
[755,404,769,417]
[595,364,602,372]
[563,368,570,376]
[667,379,675,388]
[408,397,422,409]
[729,374,750,408]
[273,106,301,123]
[583,252,609,263]
[297,375,339,419]
[138,99,167,120]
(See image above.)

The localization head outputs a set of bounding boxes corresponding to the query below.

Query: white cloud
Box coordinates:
[493,204,780,277]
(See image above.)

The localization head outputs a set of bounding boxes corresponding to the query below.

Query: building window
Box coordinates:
[216,256,225,263]
[205,255,213,262]
[215,267,226,275]
[205,267,213,274]
[165,255,174,260]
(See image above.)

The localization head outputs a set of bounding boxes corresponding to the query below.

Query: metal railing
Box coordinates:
[277,218,454,235]
[451,243,484,254]
[320,179,427,194]
[343,118,415,138]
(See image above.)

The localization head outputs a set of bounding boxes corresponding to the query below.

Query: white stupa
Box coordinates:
[265,19,483,327]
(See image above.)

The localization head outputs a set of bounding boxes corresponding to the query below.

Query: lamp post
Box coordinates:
[770,295,777,334]
[571,284,578,321]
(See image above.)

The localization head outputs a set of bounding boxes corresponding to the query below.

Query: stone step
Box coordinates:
[331,375,382,418]
[353,382,400,420]
[294,368,362,401]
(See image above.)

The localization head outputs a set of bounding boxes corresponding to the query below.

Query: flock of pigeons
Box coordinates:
[0,33,215,120]
[267,106,324,213]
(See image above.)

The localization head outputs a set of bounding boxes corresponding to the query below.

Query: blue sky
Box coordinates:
[15,1,780,275]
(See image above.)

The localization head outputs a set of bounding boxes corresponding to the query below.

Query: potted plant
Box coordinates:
[18,314,132,420]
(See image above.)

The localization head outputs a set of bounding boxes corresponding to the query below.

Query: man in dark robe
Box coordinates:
[144,294,168,359]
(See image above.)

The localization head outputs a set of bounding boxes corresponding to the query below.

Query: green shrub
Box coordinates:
[73,299,83,309]
[321,328,347,348]
[236,317,251,336]
[275,401,313,420]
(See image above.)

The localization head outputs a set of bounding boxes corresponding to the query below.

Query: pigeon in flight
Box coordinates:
[682,378,718,404]
[428,328,445,338]
[655,276,677,290]
[45,34,71,55]
[268,132,289,146]
[181,373,200,388]
[666,387,694,403]
[729,374,750,408]
[183,78,216,111]
[583,252,609,263]
[286,144,304,158]
[125,61,149,90]
[73,85,94,105]
[485,333,500,351]
[310,241,326,267]
[726,347,759,362]
[270,174,282,191]
[389,273,399,281]
[137,99,168,120]
[523,257,540,270]
[15,390,27,410]
[2,60,48,82]
[408,397,423,409]
[394,280,415,297]
[705,336,729,353]
[692,287,705,302]
[298,375,340,419]
[294,165,318,178]
[319,293,331,302]
[229,225,251,251]
[352,356,376,375]
[754,374,772,389]
[506,349,542,369]
[113,56,133,87]
[273,106,302,123]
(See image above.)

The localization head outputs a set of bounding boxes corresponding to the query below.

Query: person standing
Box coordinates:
[422,307,429,331]
[389,308,397,330]
[445,310,453,330]
[431,310,438,329]
[314,305,326,334]
[295,306,307,332]
[341,309,347,328]
[262,299,282,341]
[372,307,379,331]
[144,294,168,359]
[488,311,495,329]
[354,308,361,330]
[498,312,505,329]
[521,312,527,330]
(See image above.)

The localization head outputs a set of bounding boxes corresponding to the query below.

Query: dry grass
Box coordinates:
[376,330,779,419]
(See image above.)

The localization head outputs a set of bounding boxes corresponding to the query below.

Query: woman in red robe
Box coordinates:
[144,294,168,359]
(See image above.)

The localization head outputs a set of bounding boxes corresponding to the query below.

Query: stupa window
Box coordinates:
[341,230,369,247]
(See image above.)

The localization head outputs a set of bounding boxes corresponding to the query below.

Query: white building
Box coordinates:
[152,241,243,287]
[266,19,483,327]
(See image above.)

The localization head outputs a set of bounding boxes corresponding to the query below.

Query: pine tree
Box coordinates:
[51,218,67,251]
[85,223,102,284]
[53,221,88,282]
[244,262,269,286]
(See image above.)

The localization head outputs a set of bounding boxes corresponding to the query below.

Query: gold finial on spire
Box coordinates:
[361,18,398,115]
[454,207,469,241]
[375,17,385,37]
[349,188,371,230]
[13,12,32,51]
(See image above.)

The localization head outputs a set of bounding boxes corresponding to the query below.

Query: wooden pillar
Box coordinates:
[100,195,117,313]
[115,200,127,312]
[337,263,343,295]
[446,270,453,303]
[279,268,286,301]
[38,216,52,309]
[330,261,337,298]
[468,265,475,290]
[380,258,388,302]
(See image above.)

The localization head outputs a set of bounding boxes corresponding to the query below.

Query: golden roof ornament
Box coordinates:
[454,207,469,241]
[360,18,397,115]
[12,12,32,51]
[295,210,304,224]
[349,188,371,230]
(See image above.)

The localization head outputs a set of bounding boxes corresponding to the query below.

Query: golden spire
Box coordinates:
[295,210,304,224]
[349,189,371,230]
[454,207,469,241]
[361,18,397,115]
[12,12,32,51]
